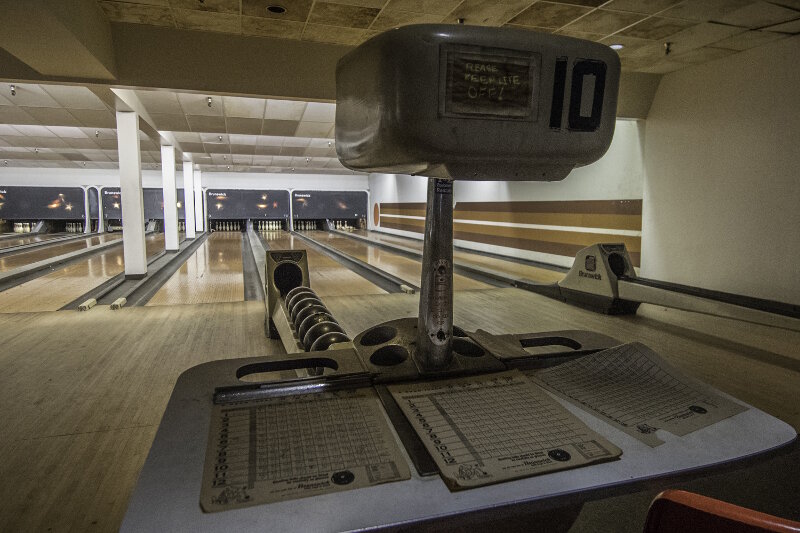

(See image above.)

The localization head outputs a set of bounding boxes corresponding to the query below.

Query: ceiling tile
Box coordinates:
[149,113,191,131]
[602,0,683,15]
[179,141,205,152]
[309,2,380,28]
[229,144,256,155]
[555,28,605,40]
[448,0,536,26]
[0,107,37,125]
[264,99,306,120]
[201,133,229,142]
[96,139,120,150]
[222,96,266,118]
[242,0,313,22]
[763,17,800,33]
[295,122,335,137]
[600,34,658,54]
[661,0,753,22]
[20,107,83,127]
[68,109,116,128]
[302,23,365,44]
[225,117,263,135]
[3,84,61,108]
[168,0,239,13]
[64,138,100,149]
[301,102,336,122]
[80,127,116,139]
[670,45,737,63]
[0,125,23,136]
[638,58,687,73]
[172,8,241,33]
[272,156,293,166]
[178,92,223,116]
[252,155,274,165]
[719,1,800,28]
[619,16,695,40]
[564,9,647,34]
[262,119,299,136]
[509,2,592,29]
[173,131,202,142]
[232,154,253,165]
[5,137,38,147]
[40,85,108,110]
[257,135,284,146]
[47,126,89,138]
[712,29,788,49]
[370,10,443,31]
[187,114,227,132]
[282,136,311,148]
[229,134,259,145]
[558,0,606,6]
[99,1,174,26]
[203,142,230,153]
[135,90,183,114]
[14,125,57,137]
[383,0,462,15]
[304,147,331,157]
[280,146,307,156]
[665,22,745,54]
[254,145,281,155]
[241,15,306,38]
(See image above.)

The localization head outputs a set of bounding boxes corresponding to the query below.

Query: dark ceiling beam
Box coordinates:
[0,0,116,80]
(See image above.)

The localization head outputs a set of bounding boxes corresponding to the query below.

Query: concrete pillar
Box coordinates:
[182,161,196,239]
[161,145,179,251]
[202,187,208,230]
[194,169,204,232]
[97,186,105,233]
[116,111,147,278]
[82,186,90,233]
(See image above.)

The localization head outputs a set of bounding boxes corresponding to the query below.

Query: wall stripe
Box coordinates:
[378,199,643,266]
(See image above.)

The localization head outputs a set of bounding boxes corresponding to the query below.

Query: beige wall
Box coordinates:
[642,36,800,305]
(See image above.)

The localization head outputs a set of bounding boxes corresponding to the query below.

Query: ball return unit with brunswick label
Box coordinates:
[122,25,797,532]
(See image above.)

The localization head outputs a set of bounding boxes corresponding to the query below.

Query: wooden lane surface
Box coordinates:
[0,233,123,272]
[262,230,386,297]
[147,231,244,306]
[0,292,797,532]
[0,301,284,532]
[0,233,165,313]
[0,233,66,250]
[354,229,565,284]
[311,231,490,291]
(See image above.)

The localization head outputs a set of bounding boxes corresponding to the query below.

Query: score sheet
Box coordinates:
[529,342,747,446]
[389,370,621,490]
[201,388,410,512]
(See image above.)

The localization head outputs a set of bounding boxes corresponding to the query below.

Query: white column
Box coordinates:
[182,161,196,239]
[194,169,204,232]
[116,111,147,278]
[161,145,179,251]
[202,187,208,229]
[82,187,90,233]
[97,186,105,233]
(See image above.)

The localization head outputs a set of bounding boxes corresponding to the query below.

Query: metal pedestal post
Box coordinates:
[415,178,454,371]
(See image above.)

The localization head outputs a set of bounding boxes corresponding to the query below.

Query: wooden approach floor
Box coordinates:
[0,233,64,250]
[0,233,165,313]
[356,229,566,284]
[312,231,491,290]
[263,231,387,297]
[0,233,122,272]
[147,231,244,306]
[0,289,797,532]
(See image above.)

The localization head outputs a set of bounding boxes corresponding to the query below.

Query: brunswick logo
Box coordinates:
[585,255,597,272]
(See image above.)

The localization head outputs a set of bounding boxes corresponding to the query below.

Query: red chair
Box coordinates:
[644,489,800,533]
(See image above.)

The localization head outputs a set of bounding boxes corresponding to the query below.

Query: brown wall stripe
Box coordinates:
[456,199,643,215]
[380,217,642,267]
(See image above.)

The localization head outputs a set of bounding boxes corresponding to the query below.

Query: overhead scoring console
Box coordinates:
[335,25,621,371]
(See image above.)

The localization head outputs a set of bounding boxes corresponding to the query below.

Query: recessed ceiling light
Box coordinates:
[267,5,286,14]
[609,44,624,50]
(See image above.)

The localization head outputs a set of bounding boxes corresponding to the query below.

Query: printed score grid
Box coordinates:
[200,388,410,512]
[529,342,747,447]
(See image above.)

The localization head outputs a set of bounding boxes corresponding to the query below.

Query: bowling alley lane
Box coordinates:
[0,233,65,250]
[261,231,387,297]
[351,229,565,284]
[308,231,490,291]
[0,233,165,313]
[0,233,123,272]
[147,231,245,306]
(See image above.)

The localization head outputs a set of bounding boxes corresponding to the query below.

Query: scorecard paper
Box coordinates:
[389,370,621,490]
[201,388,410,512]
[529,342,747,447]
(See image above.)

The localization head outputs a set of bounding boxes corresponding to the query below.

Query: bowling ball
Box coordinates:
[298,311,336,340]
[310,332,350,352]
[293,304,329,329]
[290,297,324,323]
[285,287,316,312]
[303,321,344,351]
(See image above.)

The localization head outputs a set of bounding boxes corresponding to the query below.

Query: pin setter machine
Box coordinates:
[123,25,796,532]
